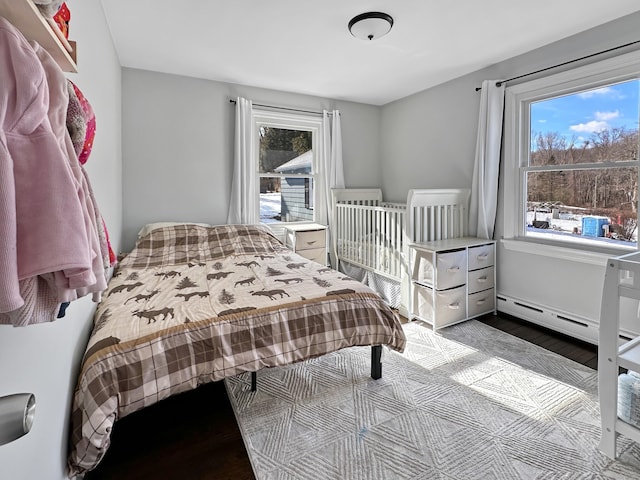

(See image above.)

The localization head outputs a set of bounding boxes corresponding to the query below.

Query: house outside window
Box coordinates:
[254,110,321,225]
[304,177,314,210]
[503,50,640,255]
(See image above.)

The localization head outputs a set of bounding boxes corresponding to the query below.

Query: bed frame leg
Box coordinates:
[251,371,257,392]
[371,345,382,379]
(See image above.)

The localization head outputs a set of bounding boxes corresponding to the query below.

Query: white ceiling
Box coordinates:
[102,1,640,106]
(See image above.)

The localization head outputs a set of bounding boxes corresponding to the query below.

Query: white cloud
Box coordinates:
[594,110,620,121]
[569,110,619,132]
[538,119,547,123]
[570,120,608,133]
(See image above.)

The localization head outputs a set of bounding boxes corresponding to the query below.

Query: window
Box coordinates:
[503,50,640,254]
[253,110,321,225]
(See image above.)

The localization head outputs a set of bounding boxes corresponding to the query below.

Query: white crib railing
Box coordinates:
[334,202,406,280]
[331,188,471,316]
[406,189,469,243]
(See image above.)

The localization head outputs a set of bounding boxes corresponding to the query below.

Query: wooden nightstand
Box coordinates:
[283,223,328,265]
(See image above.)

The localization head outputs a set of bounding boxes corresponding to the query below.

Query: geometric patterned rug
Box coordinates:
[225,320,640,479]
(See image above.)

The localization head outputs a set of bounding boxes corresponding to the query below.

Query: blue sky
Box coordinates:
[530,79,639,149]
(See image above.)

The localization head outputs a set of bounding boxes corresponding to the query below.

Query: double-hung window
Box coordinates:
[253,109,321,227]
[503,50,640,255]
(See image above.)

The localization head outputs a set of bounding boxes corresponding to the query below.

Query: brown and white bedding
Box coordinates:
[67,224,406,476]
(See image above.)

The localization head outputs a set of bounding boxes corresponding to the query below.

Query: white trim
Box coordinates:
[502,48,640,255]
[506,49,640,102]
[500,238,612,266]
[253,109,323,225]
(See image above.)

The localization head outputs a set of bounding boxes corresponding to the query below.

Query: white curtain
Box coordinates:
[469,80,505,239]
[319,110,344,267]
[227,97,259,224]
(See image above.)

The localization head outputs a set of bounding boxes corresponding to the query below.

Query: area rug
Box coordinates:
[225,320,640,479]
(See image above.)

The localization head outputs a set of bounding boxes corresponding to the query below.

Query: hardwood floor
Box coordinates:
[478,312,599,369]
[84,379,256,480]
[84,313,598,480]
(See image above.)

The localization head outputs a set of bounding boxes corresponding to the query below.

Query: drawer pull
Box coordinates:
[476,254,489,261]
[476,298,487,305]
[447,266,460,273]
[477,276,488,283]
[447,302,460,310]
[306,241,317,246]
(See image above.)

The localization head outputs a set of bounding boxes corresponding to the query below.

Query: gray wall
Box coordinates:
[1,7,638,479]
[121,69,382,250]
[0,2,122,479]
[380,11,640,340]
[381,78,480,202]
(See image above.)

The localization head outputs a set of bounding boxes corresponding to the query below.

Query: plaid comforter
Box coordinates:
[67,224,406,476]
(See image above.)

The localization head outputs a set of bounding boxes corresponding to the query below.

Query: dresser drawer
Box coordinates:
[468,266,494,294]
[468,288,495,318]
[468,243,494,270]
[415,249,467,290]
[298,247,326,264]
[434,250,467,290]
[415,284,467,326]
[293,229,326,251]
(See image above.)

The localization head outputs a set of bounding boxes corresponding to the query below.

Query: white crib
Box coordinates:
[331,188,470,313]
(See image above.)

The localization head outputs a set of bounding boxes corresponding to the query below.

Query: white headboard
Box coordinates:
[406,189,471,243]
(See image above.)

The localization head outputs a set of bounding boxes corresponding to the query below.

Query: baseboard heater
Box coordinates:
[497,294,599,345]
[497,294,638,345]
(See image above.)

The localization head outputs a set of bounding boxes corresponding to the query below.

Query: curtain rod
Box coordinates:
[228,99,336,116]
[475,39,640,91]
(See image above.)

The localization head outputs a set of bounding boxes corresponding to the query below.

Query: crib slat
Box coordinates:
[388,210,394,276]
[365,206,370,269]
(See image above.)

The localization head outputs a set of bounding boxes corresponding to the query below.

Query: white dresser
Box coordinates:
[409,237,496,330]
[283,223,328,265]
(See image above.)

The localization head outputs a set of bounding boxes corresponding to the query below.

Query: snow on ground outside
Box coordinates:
[260,192,281,224]
[526,211,637,245]
[262,193,637,245]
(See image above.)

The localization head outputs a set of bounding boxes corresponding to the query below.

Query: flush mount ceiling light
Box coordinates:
[348,12,394,41]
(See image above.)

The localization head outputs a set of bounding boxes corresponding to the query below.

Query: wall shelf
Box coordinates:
[0,0,77,73]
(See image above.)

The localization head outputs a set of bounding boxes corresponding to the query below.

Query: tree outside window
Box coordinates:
[258,126,315,223]
[508,72,640,250]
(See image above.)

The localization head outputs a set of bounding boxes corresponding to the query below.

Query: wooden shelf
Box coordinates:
[0,0,77,72]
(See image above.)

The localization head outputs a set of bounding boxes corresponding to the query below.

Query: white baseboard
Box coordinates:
[497,294,640,346]
[497,294,601,345]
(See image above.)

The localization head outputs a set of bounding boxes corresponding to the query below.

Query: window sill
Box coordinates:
[499,237,630,266]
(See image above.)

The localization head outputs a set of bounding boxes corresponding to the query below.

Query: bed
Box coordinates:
[67,223,406,477]
[331,188,471,313]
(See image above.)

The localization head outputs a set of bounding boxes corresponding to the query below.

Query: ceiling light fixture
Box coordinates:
[348,12,394,41]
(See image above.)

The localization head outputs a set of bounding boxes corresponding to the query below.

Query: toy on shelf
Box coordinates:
[53,2,70,39]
